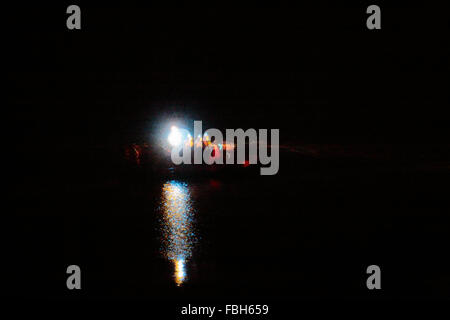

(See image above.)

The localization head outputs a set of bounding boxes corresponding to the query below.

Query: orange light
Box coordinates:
[223,143,235,150]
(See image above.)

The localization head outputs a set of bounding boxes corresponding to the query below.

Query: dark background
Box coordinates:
[5,1,450,310]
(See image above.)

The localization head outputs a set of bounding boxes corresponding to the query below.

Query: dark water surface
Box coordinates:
[7,147,450,300]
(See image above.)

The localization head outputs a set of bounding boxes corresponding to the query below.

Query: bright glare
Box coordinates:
[168,126,182,147]
[175,258,186,286]
[160,181,197,286]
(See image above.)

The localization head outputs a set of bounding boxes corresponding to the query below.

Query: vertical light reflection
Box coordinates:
[159,180,197,286]
[174,258,186,286]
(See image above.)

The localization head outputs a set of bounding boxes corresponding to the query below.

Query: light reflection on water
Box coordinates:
[159,180,197,286]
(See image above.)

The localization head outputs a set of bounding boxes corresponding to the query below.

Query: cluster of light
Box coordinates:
[187,133,194,147]
[222,143,235,150]
[166,124,235,151]
[168,126,195,148]
[159,180,197,286]
[195,135,203,148]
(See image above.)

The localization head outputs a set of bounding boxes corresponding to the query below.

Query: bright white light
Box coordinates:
[175,258,186,286]
[168,126,182,147]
